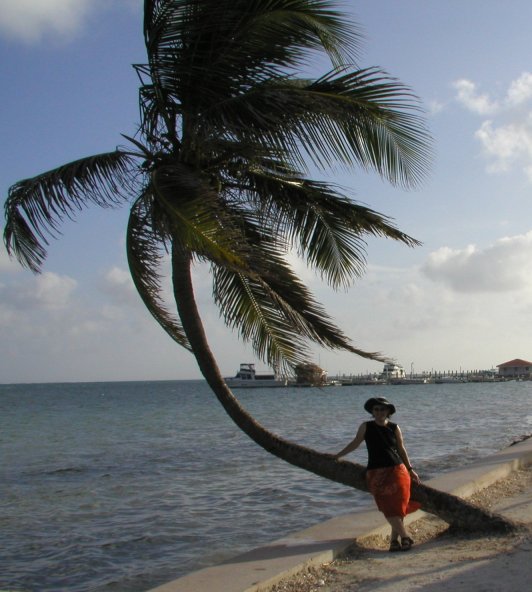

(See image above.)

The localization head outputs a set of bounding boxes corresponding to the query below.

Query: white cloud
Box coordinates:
[475,119,532,174]
[0,270,78,313]
[0,0,139,44]
[453,79,499,115]
[506,72,532,106]
[33,271,78,309]
[0,264,196,382]
[101,266,139,306]
[454,73,532,180]
[308,252,532,376]
[427,99,446,116]
[421,232,532,293]
[3,245,532,381]
[106,266,132,288]
[0,0,94,43]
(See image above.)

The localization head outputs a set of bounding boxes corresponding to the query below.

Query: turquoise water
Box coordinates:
[1,379,531,591]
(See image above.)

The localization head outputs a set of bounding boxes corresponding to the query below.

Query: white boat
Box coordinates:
[380,363,406,380]
[224,363,287,388]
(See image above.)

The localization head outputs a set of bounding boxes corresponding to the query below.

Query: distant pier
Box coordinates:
[330,369,511,386]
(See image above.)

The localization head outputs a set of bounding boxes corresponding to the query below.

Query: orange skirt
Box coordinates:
[366,464,421,518]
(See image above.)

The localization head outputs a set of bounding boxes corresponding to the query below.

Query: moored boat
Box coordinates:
[224,363,287,388]
[380,362,406,380]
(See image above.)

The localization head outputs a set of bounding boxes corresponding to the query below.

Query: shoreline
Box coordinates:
[271,466,532,592]
[147,437,532,592]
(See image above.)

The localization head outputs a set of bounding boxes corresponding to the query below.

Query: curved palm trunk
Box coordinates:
[171,248,519,533]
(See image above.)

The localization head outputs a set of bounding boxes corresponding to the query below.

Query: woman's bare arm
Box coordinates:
[395,425,420,483]
[334,422,366,459]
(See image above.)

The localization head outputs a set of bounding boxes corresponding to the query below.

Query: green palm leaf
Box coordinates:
[149,162,253,268]
[195,68,431,186]
[127,193,191,350]
[233,163,420,287]
[212,242,386,373]
[4,151,135,272]
[138,0,363,150]
[143,0,360,89]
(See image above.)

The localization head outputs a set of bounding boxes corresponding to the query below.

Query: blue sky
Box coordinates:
[2,0,532,383]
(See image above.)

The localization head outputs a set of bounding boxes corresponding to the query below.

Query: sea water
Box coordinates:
[1,379,531,591]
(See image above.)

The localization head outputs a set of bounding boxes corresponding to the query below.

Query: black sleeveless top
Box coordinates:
[364,420,403,469]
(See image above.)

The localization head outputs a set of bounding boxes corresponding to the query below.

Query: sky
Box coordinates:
[2,0,532,383]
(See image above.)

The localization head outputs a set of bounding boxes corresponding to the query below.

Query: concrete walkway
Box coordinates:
[147,437,532,592]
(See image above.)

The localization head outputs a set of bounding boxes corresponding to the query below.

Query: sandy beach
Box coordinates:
[270,466,532,592]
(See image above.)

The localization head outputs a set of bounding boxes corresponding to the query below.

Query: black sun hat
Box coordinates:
[364,396,396,415]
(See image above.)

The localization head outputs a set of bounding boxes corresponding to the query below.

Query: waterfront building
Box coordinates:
[496,358,532,379]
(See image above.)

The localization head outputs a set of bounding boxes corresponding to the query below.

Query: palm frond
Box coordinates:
[150,162,255,268]
[212,236,386,373]
[213,265,309,372]
[142,0,361,109]
[127,192,191,350]
[222,161,420,287]
[311,68,432,187]
[4,151,136,272]
[197,68,431,188]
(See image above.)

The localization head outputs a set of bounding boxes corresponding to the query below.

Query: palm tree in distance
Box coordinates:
[3,0,516,531]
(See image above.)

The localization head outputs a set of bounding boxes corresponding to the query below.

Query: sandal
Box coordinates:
[401,536,414,551]
[389,540,401,552]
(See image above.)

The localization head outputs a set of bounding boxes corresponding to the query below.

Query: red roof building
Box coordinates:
[496,359,532,378]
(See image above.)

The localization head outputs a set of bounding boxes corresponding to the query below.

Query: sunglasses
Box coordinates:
[372,406,389,412]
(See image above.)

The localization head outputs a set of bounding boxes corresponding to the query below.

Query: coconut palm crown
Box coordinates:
[4,0,430,375]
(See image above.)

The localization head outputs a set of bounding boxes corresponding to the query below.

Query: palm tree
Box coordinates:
[3,0,516,532]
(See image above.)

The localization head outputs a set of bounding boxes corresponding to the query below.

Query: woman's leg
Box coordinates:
[386,516,414,550]
[386,516,408,539]
[385,516,406,552]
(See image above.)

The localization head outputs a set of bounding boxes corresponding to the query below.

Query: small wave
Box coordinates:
[44,467,86,475]
[101,536,147,549]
